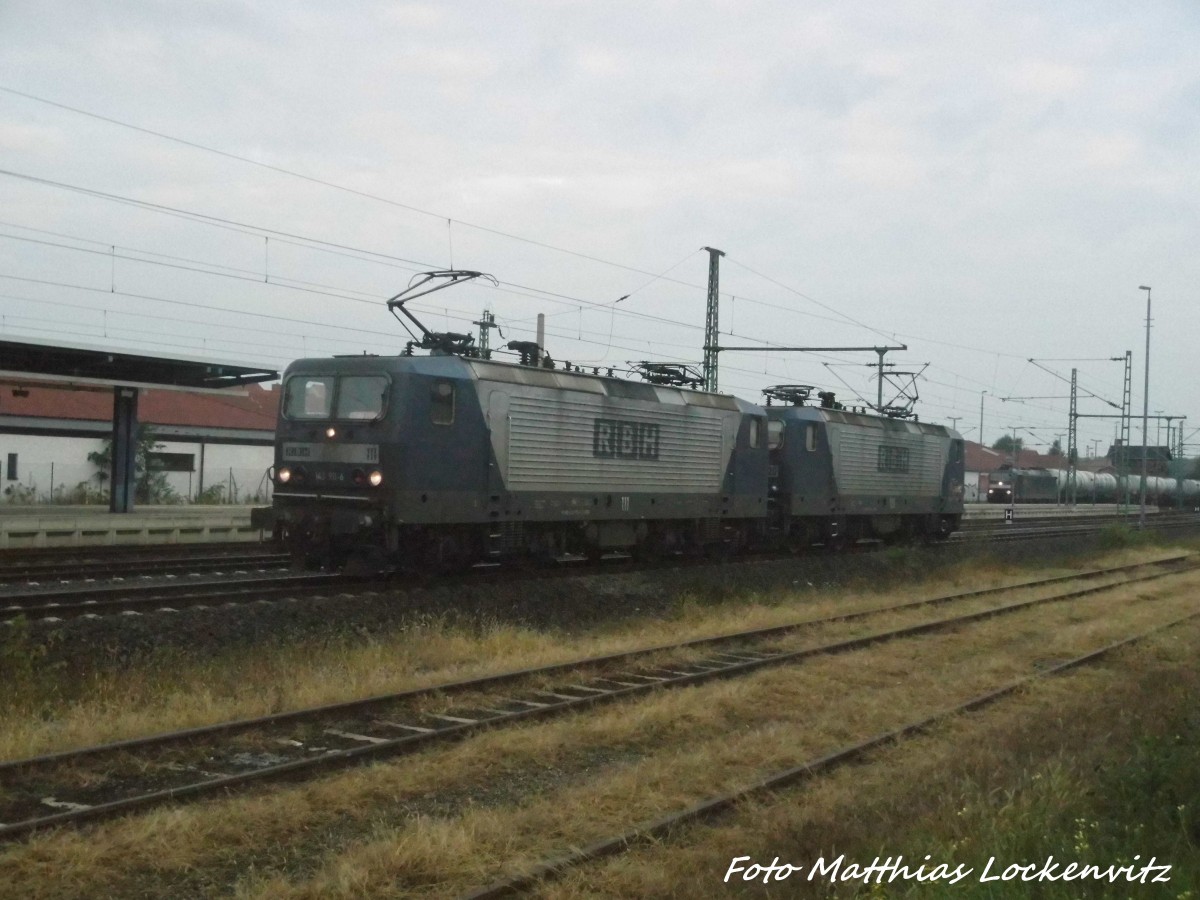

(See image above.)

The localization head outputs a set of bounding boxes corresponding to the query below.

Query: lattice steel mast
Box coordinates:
[1120,350,1132,510]
[702,246,724,392]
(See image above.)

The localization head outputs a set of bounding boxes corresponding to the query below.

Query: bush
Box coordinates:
[194,482,231,505]
[55,481,109,505]
[87,424,182,505]
[2,483,36,504]
[1096,522,1151,550]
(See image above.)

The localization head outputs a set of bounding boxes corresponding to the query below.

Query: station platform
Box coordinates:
[0,506,264,549]
[0,501,1157,550]
[963,503,1151,520]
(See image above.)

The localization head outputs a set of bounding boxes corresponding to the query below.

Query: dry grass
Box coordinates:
[1,545,1186,764]
[537,623,1200,898]
[2,565,1196,898]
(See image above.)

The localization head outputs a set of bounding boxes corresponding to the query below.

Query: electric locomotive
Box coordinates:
[255,270,966,569]
[986,466,1059,503]
[763,386,963,544]
[262,351,769,569]
[256,270,772,568]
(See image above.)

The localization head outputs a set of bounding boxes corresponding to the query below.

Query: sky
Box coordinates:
[0,0,1197,455]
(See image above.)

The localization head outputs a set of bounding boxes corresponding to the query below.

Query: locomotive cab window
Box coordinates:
[284,376,334,419]
[431,381,455,425]
[748,418,765,448]
[339,376,389,420]
[767,420,784,450]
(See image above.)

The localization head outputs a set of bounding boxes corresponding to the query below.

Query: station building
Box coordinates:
[0,383,278,505]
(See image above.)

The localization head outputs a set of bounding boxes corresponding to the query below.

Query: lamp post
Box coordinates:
[979,391,987,449]
[1138,285,1151,529]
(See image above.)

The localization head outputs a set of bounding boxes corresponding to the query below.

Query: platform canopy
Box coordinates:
[0,336,278,392]
[0,335,279,512]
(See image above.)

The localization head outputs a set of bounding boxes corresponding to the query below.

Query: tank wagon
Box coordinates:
[986,465,1200,507]
[254,271,965,569]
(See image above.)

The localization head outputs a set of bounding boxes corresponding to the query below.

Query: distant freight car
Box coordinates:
[987,464,1200,506]
[986,466,1058,503]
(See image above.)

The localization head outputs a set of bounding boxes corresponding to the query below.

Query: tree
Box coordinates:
[87,425,180,505]
[1048,439,1063,457]
[1190,457,1200,480]
[991,435,1024,453]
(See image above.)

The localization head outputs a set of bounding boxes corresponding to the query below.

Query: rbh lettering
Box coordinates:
[593,418,660,460]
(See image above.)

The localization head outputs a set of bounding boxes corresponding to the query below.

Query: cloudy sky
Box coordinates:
[1,0,1197,454]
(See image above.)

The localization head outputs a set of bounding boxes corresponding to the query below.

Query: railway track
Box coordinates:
[953,510,1200,542]
[462,607,1200,899]
[2,512,1197,624]
[0,543,287,583]
[0,570,355,621]
[0,553,1191,844]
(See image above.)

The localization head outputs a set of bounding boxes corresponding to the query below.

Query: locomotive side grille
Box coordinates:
[697,518,723,543]
[489,521,525,554]
[828,425,947,495]
[503,394,728,493]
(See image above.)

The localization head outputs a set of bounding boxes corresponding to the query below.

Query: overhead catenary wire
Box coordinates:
[0,86,712,284]
[0,93,1185,430]
[0,176,747,337]
[0,85,1132,378]
[0,165,1036,407]
[0,271,853,392]
[0,167,966,357]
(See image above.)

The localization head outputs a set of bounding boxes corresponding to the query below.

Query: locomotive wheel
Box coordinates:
[423,531,477,574]
[290,552,322,572]
[425,535,460,574]
[823,524,846,552]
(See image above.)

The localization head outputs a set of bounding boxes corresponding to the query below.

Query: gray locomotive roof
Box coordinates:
[282,354,743,410]
[283,353,968,431]
[467,360,741,410]
[767,403,958,437]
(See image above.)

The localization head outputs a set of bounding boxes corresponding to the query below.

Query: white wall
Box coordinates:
[0,432,272,504]
[963,470,986,502]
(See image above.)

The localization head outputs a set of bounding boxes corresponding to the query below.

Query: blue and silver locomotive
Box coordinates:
[266,352,769,568]
[256,271,964,569]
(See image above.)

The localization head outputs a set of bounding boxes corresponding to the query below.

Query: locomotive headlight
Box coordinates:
[368,469,383,487]
[325,427,337,439]
[277,467,292,484]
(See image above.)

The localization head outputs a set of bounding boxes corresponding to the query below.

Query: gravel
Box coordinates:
[4,532,1124,681]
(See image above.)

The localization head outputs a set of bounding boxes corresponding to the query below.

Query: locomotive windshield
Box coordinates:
[338,376,389,419]
[284,375,389,420]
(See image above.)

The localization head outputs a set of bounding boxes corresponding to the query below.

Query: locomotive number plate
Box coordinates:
[283,443,380,464]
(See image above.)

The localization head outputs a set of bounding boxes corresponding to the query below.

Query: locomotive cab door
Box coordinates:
[486,390,510,498]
